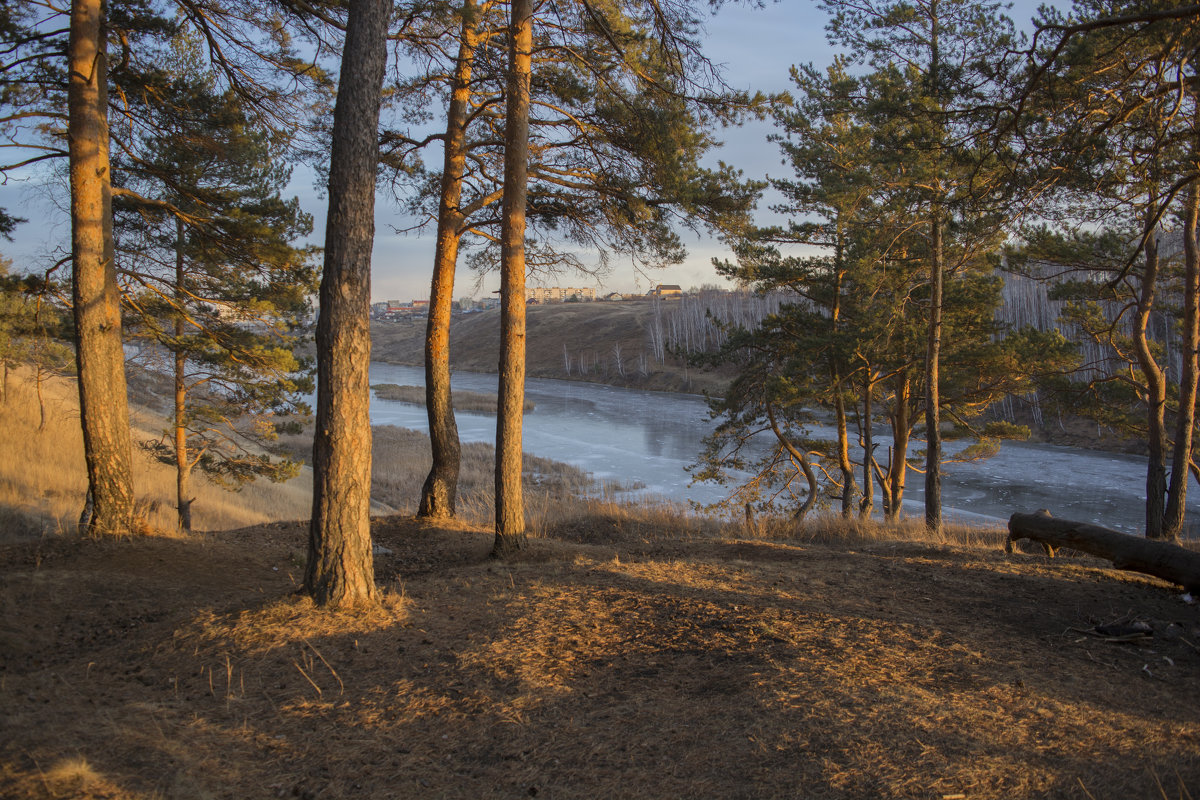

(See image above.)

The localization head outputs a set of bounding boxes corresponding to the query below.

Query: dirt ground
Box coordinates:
[2,517,1199,800]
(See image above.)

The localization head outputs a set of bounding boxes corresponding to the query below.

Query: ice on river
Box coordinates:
[367,363,1200,536]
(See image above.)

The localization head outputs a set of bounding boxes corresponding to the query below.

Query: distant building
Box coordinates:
[649,284,683,299]
[526,286,596,303]
[603,292,625,301]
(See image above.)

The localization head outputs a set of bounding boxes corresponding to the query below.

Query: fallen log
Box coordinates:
[1007,510,1200,593]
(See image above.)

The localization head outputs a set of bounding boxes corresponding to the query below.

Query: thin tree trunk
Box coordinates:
[174,218,192,531]
[766,403,818,520]
[1164,181,1200,541]
[924,213,943,533]
[493,0,533,557]
[834,378,856,516]
[68,0,135,536]
[859,368,875,518]
[1131,220,1167,538]
[419,0,480,519]
[887,371,912,523]
[305,0,388,608]
[36,366,46,432]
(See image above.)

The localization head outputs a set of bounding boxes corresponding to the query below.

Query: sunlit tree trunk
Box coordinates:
[68,0,136,536]
[1164,180,1200,541]
[173,218,193,531]
[859,367,875,518]
[887,370,913,523]
[420,0,480,519]
[493,0,533,556]
[306,0,388,607]
[924,212,943,534]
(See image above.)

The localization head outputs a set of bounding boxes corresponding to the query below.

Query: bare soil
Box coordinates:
[3,518,1199,799]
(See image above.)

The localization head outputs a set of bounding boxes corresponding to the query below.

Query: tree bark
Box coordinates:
[68,0,136,536]
[1131,218,1167,538]
[493,0,533,557]
[859,368,875,518]
[1008,510,1200,592]
[924,212,943,534]
[1164,180,1199,541]
[766,403,818,520]
[174,219,192,531]
[306,0,388,608]
[885,370,912,522]
[419,0,480,519]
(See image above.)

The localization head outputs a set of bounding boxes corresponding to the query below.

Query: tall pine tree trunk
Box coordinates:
[306,0,388,607]
[924,213,943,534]
[174,219,193,531]
[1164,181,1200,541]
[419,0,480,519]
[859,368,875,518]
[887,371,912,523]
[493,0,533,556]
[1131,221,1167,538]
[68,0,135,536]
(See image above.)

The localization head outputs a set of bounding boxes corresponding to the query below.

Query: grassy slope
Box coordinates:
[371,301,733,396]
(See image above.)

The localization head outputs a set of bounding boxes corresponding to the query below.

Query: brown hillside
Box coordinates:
[371,301,733,395]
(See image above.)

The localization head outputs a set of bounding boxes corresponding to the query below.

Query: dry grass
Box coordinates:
[0,367,312,537]
[2,513,1198,800]
[371,383,535,414]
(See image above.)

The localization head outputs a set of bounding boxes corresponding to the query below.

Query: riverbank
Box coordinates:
[370,302,735,396]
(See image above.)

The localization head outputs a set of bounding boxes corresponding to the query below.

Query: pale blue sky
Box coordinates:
[0,0,1050,302]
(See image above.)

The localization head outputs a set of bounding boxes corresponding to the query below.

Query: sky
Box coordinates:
[0,0,1049,303]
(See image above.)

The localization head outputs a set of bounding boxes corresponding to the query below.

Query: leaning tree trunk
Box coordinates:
[766,404,818,520]
[924,212,944,534]
[1131,217,1167,538]
[1164,182,1199,541]
[68,0,136,536]
[305,0,388,608]
[492,0,533,557]
[419,0,480,519]
[1008,510,1200,592]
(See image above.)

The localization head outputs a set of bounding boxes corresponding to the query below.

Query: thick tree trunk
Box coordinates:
[419,0,480,519]
[1131,222,1167,538]
[174,218,193,531]
[924,213,943,534]
[493,0,533,557]
[1164,183,1199,541]
[305,0,388,608]
[1008,510,1200,592]
[68,0,136,536]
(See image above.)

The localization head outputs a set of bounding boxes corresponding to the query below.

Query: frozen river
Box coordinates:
[368,363,1200,535]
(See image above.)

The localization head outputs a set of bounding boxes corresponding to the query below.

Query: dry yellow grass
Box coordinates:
[0,367,311,537]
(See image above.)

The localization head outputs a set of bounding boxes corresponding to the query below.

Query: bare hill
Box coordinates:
[371,300,732,395]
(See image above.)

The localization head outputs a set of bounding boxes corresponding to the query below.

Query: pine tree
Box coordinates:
[114,42,317,532]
